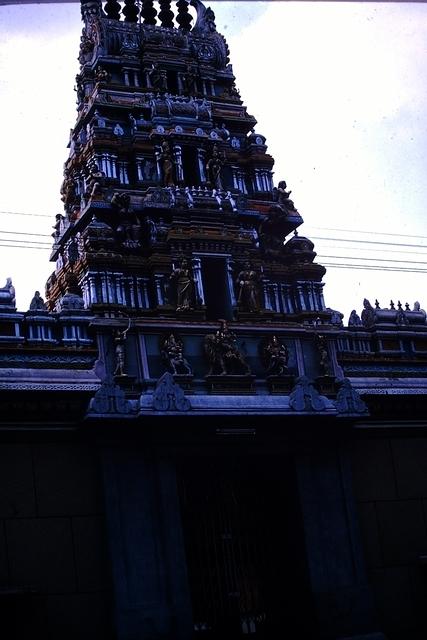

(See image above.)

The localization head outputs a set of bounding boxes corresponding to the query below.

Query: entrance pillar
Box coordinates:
[101,446,193,640]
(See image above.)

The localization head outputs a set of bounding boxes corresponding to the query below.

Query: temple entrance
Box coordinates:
[177,455,315,638]
[200,257,233,321]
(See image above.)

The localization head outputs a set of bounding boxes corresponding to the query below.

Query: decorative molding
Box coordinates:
[334,378,369,415]
[289,376,327,412]
[87,378,134,415]
[151,372,191,412]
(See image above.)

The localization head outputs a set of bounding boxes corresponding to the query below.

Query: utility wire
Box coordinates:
[319,254,427,265]
[323,263,427,273]
[0,229,51,238]
[310,225,427,240]
[311,235,427,249]
[318,244,427,257]
[0,209,52,219]
[0,244,50,250]
[0,238,51,246]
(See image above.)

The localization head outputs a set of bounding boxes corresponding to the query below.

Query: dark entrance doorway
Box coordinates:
[177,455,315,638]
[200,257,233,321]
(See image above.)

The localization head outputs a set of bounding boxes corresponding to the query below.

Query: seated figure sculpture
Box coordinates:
[0,277,16,308]
[29,291,47,311]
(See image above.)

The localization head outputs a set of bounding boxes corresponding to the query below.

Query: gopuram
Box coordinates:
[1,2,427,639]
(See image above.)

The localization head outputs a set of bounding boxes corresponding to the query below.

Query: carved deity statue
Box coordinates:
[206,144,224,190]
[361,298,376,328]
[113,322,131,377]
[111,192,140,245]
[29,290,47,311]
[161,333,192,376]
[204,320,251,376]
[169,259,194,311]
[236,261,260,313]
[317,337,333,376]
[161,141,175,187]
[183,65,198,95]
[274,180,298,213]
[149,63,168,91]
[262,335,289,376]
[348,310,362,326]
[95,65,110,83]
[86,163,105,198]
[0,277,15,307]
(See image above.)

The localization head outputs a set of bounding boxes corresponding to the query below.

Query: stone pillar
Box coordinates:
[316,282,326,311]
[226,257,237,307]
[141,278,150,308]
[231,166,239,190]
[136,277,144,309]
[154,274,164,306]
[272,283,280,312]
[154,146,162,182]
[112,273,123,306]
[127,276,135,308]
[191,257,205,307]
[296,282,306,311]
[197,148,207,183]
[100,448,193,640]
[88,273,97,304]
[136,157,145,182]
[295,444,382,639]
[262,280,272,310]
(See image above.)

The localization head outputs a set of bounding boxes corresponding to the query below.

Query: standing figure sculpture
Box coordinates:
[317,337,333,376]
[206,144,224,190]
[161,333,192,375]
[113,320,131,377]
[236,261,260,313]
[361,298,376,328]
[169,259,194,311]
[161,141,174,187]
[111,192,141,245]
[262,335,289,376]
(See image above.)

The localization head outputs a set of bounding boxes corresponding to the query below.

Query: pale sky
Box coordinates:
[0,2,426,321]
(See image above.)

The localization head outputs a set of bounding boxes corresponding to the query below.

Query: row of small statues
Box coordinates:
[113,321,332,379]
[349,299,425,328]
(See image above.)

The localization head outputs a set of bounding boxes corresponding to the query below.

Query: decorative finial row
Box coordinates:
[102,0,193,29]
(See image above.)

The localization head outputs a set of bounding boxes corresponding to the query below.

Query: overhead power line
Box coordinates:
[320,254,427,266]
[311,236,427,249]
[0,209,52,219]
[0,229,51,238]
[310,225,427,241]
[0,243,51,251]
[323,263,427,274]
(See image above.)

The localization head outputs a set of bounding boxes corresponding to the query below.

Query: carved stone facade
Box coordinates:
[0,2,426,639]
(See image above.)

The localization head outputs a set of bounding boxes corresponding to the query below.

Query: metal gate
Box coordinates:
[178,456,313,638]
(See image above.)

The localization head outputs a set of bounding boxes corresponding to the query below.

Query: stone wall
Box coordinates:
[0,437,113,640]
[352,434,427,639]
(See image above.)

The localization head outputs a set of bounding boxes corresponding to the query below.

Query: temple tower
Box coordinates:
[46,0,327,324]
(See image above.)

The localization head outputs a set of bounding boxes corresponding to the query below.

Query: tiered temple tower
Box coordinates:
[46,0,328,326]
[7,3,427,639]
